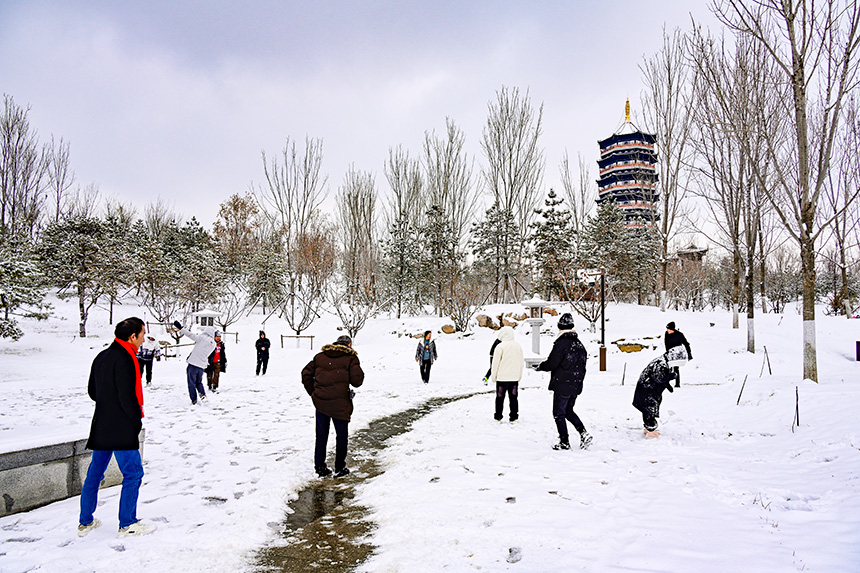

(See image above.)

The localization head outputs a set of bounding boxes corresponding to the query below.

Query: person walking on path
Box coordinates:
[173,321,216,405]
[301,334,365,478]
[490,326,524,422]
[534,313,592,450]
[255,330,270,376]
[633,351,684,438]
[206,331,227,393]
[136,335,161,386]
[78,317,156,538]
[415,331,437,384]
[664,321,692,388]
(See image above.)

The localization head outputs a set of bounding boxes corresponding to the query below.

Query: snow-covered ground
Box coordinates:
[1,295,859,572]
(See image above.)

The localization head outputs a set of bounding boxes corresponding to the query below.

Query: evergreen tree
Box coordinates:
[0,235,50,340]
[529,189,573,300]
[421,204,458,315]
[471,201,522,303]
[380,211,422,317]
[39,216,127,337]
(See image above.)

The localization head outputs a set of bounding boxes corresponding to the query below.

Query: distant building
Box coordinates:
[596,99,659,226]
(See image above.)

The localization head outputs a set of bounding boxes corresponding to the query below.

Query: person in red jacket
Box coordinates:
[301,334,365,478]
[78,317,155,538]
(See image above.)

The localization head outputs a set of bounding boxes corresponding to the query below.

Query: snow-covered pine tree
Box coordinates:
[529,189,573,300]
[39,216,116,337]
[421,204,458,315]
[470,201,522,303]
[0,235,50,340]
[381,212,422,318]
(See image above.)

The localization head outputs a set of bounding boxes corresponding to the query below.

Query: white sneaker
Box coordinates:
[118,521,156,537]
[77,518,101,537]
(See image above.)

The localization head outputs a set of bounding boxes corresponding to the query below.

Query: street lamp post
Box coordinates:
[599,267,607,371]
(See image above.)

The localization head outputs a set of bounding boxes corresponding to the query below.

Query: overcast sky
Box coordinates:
[1,1,717,229]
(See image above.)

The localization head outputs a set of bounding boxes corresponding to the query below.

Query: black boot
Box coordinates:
[315,465,332,477]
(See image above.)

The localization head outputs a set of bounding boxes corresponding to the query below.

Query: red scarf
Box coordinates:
[115,338,145,418]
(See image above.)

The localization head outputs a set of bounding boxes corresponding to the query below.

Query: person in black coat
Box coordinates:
[78,317,154,537]
[256,330,271,375]
[206,331,227,392]
[664,321,692,388]
[534,313,592,450]
[633,354,677,437]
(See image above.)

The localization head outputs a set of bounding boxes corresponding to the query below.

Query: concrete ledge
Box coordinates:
[0,430,145,517]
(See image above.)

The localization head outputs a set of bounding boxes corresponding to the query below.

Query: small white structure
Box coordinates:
[192,309,222,328]
[522,295,550,368]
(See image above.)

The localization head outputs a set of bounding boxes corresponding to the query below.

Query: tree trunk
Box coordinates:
[800,235,818,382]
[732,249,741,329]
[746,258,756,354]
[78,285,87,338]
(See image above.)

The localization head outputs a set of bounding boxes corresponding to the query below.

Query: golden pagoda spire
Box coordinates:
[625,98,630,122]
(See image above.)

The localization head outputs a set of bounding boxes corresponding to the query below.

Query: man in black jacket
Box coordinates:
[664,321,693,388]
[78,317,155,538]
[256,330,270,376]
[535,313,592,450]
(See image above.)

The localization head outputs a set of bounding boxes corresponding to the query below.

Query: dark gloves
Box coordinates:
[173,321,182,329]
[665,383,674,393]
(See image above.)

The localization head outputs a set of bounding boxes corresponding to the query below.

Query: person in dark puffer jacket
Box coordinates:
[664,321,692,388]
[633,354,677,437]
[301,334,365,478]
[535,313,592,450]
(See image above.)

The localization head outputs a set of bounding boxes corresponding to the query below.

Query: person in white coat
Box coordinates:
[173,321,216,405]
[490,326,524,422]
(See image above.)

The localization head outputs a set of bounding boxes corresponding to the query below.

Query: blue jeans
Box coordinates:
[187,364,206,403]
[315,410,349,471]
[552,392,585,440]
[79,450,144,528]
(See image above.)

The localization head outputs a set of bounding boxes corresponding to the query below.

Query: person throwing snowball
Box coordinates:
[534,313,592,450]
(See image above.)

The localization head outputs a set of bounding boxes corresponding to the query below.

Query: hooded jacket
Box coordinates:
[180,326,217,369]
[86,341,143,451]
[490,326,524,383]
[536,330,587,395]
[415,339,438,364]
[301,343,365,421]
[256,333,270,357]
[632,354,676,417]
[138,338,161,361]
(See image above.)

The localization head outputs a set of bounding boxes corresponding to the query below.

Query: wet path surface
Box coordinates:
[254,391,487,572]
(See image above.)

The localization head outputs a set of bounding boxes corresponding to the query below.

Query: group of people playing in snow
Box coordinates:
[78,309,692,539]
[482,313,693,447]
[133,324,272,404]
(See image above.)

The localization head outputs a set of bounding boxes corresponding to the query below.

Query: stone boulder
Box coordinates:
[441,324,455,334]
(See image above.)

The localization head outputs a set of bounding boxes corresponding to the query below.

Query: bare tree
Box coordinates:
[0,95,48,240]
[423,118,479,254]
[481,85,545,300]
[45,136,75,224]
[212,192,261,276]
[336,166,379,301]
[711,0,860,381]
[691,29,783,354]
[640,26,697,311]
[383,145,424,317]
[559,151,596,257]
[821,95,860,315]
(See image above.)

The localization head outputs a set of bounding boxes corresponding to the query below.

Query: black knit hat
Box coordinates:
[335,334,352,346]
[558,313,575,330]
[666,322,676,331]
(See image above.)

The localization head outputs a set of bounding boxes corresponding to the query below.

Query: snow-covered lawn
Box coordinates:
[1,296,858,572]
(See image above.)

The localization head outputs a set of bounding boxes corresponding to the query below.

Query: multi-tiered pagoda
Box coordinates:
[596,100,659,226]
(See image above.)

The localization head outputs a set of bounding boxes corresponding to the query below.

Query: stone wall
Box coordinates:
[0,431,144,517]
